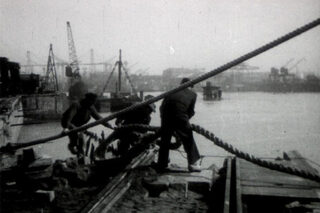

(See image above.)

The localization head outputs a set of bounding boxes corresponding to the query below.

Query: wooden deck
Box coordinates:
[80,149,320,213]
[222,150,320,213]
[239,159,320,199]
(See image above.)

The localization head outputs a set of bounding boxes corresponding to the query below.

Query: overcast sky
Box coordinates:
[1,0,320,75]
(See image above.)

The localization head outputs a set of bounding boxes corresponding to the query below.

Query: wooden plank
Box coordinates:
[242,185,320,199]
[241,171,320,188]
[81,147,158,213]
[237,157,320,200]
[241,180,320,190]
[223,158,232,213]
[239,159,320,187]
[235,158,243,213]
[98,177,133,212]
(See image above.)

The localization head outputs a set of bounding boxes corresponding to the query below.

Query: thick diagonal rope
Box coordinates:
[1,17,319,152]
[191,124,320,183]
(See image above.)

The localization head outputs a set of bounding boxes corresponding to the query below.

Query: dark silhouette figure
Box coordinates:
[61,93,111,156]
[115,95,155,155]
[157,78,201,172]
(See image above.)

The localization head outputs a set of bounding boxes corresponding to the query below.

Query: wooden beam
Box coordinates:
[223,158,232,213]
[81,147,158,213]
[235,158,243,213]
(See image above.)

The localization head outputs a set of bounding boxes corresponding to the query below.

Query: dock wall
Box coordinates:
[21,93,68,120]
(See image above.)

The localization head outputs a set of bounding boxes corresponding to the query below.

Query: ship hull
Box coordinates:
[21,93,68,121]
[0,96,23,146]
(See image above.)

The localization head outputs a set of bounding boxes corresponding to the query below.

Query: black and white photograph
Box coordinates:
[1,0,320,212]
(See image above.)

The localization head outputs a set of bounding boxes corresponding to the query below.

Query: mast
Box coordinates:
[118,49,122,93]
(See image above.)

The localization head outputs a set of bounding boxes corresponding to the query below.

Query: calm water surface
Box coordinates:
[18,92,320,169]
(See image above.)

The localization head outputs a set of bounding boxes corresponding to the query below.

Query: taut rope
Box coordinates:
[1,17,319,152]
[81,124,320,183]
[191,124,320,183]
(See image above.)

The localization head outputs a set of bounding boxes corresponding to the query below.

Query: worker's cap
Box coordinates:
[180,78,193,88]
[144,95,156,112]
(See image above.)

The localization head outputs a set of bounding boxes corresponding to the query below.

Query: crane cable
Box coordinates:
[122,66,138,94]
[100,63,117,96]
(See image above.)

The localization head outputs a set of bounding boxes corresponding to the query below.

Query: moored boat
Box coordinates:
[0,96,23,146]
[96,49,142,113]
[202,81,222,101]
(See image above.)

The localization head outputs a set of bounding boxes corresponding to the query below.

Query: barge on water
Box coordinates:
[202,81,222,101]
[0,57,69,122]
[0,97,23,146]
[96,49,142,113]
[0,58,24,145]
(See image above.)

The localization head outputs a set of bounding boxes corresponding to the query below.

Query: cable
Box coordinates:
[1,17,319,152]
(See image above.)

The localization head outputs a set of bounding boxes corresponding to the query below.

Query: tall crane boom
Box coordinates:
[288,58,306,71]
[66,21,80,78]
[282,58,294,68]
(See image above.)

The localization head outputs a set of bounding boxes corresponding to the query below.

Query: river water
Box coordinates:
[18,92,320,169]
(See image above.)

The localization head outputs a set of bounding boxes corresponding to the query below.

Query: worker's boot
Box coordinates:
[188,159,201,172]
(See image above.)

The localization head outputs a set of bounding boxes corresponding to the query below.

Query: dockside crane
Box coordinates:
[65,21,81,79]
[44,44,59,92]
[288,58,306,72]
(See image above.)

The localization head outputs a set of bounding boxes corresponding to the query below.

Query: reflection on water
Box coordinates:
[18,92,320,169]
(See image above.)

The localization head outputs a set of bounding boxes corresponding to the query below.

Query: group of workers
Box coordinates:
[61,78,201,172]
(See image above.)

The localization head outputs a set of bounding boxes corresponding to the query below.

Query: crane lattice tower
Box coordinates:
[45,44,59,92]
[66,21,80,78]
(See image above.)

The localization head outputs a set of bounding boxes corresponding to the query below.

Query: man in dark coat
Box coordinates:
[157,78,201,172]
[115,95,156,155]
[61,92,111,156]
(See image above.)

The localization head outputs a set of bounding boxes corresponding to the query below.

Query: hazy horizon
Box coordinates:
[1,0,320,75]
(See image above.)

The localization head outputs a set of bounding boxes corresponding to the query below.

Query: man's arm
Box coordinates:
[188,93,197,118]
[90,106,113,128]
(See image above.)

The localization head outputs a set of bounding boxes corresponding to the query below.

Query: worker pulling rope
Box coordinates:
[86,124,320,183]
[1,17,320,153]
[117,124,320,183]
[3,114,320,183]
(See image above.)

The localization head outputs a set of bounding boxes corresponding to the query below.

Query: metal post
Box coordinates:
[118,49,122,93]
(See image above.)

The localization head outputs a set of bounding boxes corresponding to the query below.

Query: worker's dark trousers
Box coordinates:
[158,119,200,167]
[68,132,85,156]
